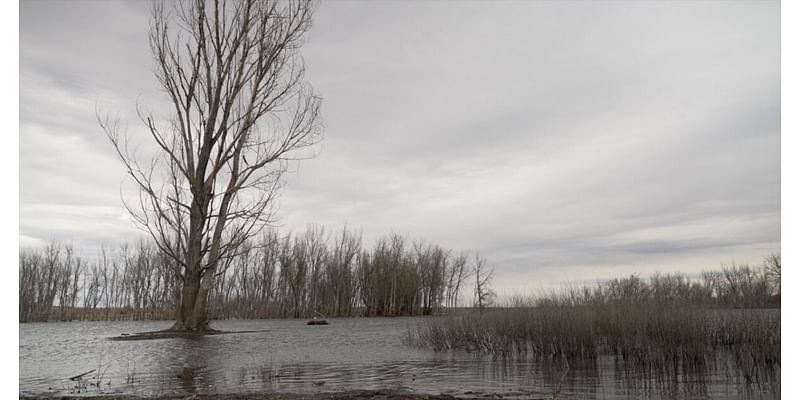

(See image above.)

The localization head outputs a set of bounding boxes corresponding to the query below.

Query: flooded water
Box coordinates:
[19,317,779,399]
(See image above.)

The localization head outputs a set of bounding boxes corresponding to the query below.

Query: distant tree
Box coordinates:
[325,227,361,316]
[56,243,82,320]
[101,0,321,331]
[473,255,494,311]
[19,248,43,321]
[445,252,471,309]
[764,253,780,295]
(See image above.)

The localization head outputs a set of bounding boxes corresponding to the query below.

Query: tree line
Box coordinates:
[510,254,781,309]
[19,227,780,323]
[19,226,479,322]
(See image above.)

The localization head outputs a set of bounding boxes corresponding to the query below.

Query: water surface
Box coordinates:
[19,316,779,399]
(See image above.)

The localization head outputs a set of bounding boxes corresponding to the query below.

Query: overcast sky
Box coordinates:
[19,0,780,294]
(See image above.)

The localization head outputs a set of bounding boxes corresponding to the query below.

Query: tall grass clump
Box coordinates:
[407,267,780,383]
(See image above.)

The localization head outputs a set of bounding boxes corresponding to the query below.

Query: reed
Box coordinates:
[407,281,780,382]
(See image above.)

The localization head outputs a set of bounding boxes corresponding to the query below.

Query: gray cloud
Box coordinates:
[20,0,780,292]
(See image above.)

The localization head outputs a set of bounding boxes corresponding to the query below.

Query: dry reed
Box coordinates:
[407,282,780,383]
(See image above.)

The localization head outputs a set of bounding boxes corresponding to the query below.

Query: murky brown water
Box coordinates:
[19,316,779,399]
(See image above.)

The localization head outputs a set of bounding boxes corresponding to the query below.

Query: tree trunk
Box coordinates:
[171,274,211,331]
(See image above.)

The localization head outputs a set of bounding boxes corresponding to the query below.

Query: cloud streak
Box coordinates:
[20,0,780,292]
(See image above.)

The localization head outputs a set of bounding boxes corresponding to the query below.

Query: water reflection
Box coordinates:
[19,317,779,399]
[162,337,217,395]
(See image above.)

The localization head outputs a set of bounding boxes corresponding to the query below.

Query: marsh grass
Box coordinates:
[406,286,780,387]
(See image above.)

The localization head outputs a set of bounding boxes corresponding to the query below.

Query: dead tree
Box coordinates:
[445,252,470,309]
[101,0,321,331]
[764,253,780,295]
[473,255,494,311]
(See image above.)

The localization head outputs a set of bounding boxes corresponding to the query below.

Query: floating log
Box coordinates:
[68,369,96,381]
[307,318,329,325]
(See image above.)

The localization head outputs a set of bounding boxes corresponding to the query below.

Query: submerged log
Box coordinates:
[68,369,96,381]
[109,328,265,341]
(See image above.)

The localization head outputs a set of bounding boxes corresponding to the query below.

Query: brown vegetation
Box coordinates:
[407,265,781,384]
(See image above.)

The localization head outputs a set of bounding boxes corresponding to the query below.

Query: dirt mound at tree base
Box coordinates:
[108,329,268,341]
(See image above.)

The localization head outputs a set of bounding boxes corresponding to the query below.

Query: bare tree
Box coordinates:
[303,224,328,314]
[19,249,43,321]
[473,255,494,311]
[445,252,471,309]
[56,243,80,320]
[326,226,361,316]
[254,230,280,310]
[101,0,321,331]
[764,252,780,295]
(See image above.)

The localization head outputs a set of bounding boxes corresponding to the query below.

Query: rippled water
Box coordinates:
[19,317,779,399]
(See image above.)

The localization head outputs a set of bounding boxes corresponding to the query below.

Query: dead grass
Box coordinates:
[406,289,780,383]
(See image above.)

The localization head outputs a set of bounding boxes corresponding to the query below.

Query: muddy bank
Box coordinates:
[19,389,543,400]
